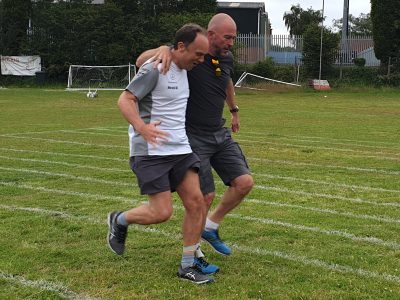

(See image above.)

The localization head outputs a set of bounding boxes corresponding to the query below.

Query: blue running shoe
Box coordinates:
[201,229,232,256]
[194,257,220,274]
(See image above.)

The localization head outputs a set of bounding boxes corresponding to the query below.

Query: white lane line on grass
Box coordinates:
[0,182,135,204]
[232,245,400,284]
[0,135,125,149]
[253,185,400,208]
[239,131,400,148]
[2,152,398,194]
[229,213,400,250]
[2,181,399,250]
[1,204,399,284]
[245,198,400,224]
[0,147,127,162]
[249,157,400,175]
[253,173,400,194]
[0,271,99,300]
[0,166,132,187]
[0,156,126,173]
[237,139,400,159]
[240,134,400,151]
[3,164,400,218]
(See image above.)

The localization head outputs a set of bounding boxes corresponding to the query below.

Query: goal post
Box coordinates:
[67,64,136,91]
[235,72,301,91]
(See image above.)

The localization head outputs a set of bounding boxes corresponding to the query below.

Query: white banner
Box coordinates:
[1,56,41,76]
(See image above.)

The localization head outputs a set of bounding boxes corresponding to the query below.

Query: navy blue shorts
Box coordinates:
[129,153,200,195]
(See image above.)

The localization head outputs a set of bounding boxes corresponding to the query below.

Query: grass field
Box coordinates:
[0,87,399,299]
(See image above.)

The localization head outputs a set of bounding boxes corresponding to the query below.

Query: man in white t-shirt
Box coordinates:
[107,24,212,284]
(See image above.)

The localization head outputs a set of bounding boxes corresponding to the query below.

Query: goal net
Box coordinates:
[234,72,301,91]
[67,64,136,91]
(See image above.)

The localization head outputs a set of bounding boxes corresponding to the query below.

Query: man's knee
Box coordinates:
[152,206,173,223]
[232,174,254,195]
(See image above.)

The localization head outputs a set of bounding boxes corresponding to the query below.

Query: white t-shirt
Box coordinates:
[125,61,192,156]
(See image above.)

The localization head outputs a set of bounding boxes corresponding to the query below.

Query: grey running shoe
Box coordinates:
[107,211,128,255]
[177,265,214,284]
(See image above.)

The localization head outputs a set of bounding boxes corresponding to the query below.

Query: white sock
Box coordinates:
[195,244,204,258]
[205,218,219,231]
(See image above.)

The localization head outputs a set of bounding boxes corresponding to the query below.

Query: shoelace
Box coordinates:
[114,224,127,242]
[196,257,209,267]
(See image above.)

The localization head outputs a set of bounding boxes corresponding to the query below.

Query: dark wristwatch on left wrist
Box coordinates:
[230,105,239,113]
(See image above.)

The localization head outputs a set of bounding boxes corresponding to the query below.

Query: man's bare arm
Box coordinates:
[136,45,172,74]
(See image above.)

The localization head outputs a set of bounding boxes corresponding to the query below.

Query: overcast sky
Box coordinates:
[218,0,372,35]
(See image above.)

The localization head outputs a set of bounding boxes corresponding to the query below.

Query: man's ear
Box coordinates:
[177,41,186,52]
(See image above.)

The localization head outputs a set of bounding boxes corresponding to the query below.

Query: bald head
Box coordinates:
[207,13,237,57]
[208,13,236,32]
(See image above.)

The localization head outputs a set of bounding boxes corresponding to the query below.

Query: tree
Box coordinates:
[283,4,324,36]
[332,13,373,35]
[302,24,340,78]
[371,0,400,66]
[0,0,32,55]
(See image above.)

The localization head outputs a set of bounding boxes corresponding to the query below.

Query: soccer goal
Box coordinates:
[234,72,301,91]
[67,64,136,91]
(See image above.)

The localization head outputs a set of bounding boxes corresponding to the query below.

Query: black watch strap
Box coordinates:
[230,105,239,113]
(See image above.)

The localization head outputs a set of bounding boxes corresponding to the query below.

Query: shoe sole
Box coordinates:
[177,274,214,284]
[107,212,123,256]
[201,237,231,256]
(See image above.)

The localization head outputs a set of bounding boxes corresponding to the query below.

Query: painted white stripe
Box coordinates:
[248,157,400,175]
[0,147,127,162]
[245,198,400,224]
[229,213,400,250]
[0,155,126,173]
[1,204,399,284]
[0,147,400,193]
[239,131,400,148]
[253,173,400,194]
[0,271,99,300]
[237,139,400,158]
[0,181,135,204]
[253,184,400,208]
[241,134,400,151]
[0,166,132,187]
[2,182,399,250]
[232,245,400,284]
[0,134,125,149]
[4,163,400,210]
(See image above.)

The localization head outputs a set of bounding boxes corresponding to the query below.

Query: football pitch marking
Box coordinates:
[237,139,400,159]
[0,271,99,300]
[1,204,399,284]
[249,157,400,175]
[1,181,399,250]
[0,152,398,193]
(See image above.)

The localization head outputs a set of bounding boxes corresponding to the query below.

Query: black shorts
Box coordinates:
[187,127,250,195]
[129,153,200,195]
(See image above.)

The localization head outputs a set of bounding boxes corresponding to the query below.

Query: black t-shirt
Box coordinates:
[186,52,234,132]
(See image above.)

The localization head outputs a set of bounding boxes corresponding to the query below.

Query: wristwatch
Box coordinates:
[229,105,239,113]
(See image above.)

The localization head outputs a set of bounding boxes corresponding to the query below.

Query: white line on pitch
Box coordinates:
[244,198,400,223]
[239,131,400,148]
[0,271,99,300]
[253,173,400,194]
[0,147,127,162]
[248,157,400,175]
[1,182,399,250]
[1,204,399,284]
[237,139,400,158]
[0,156,127,173]
[239,133,400,151]
[229,213,400,249]
[2,153,398,193]
[0,135,126,149]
